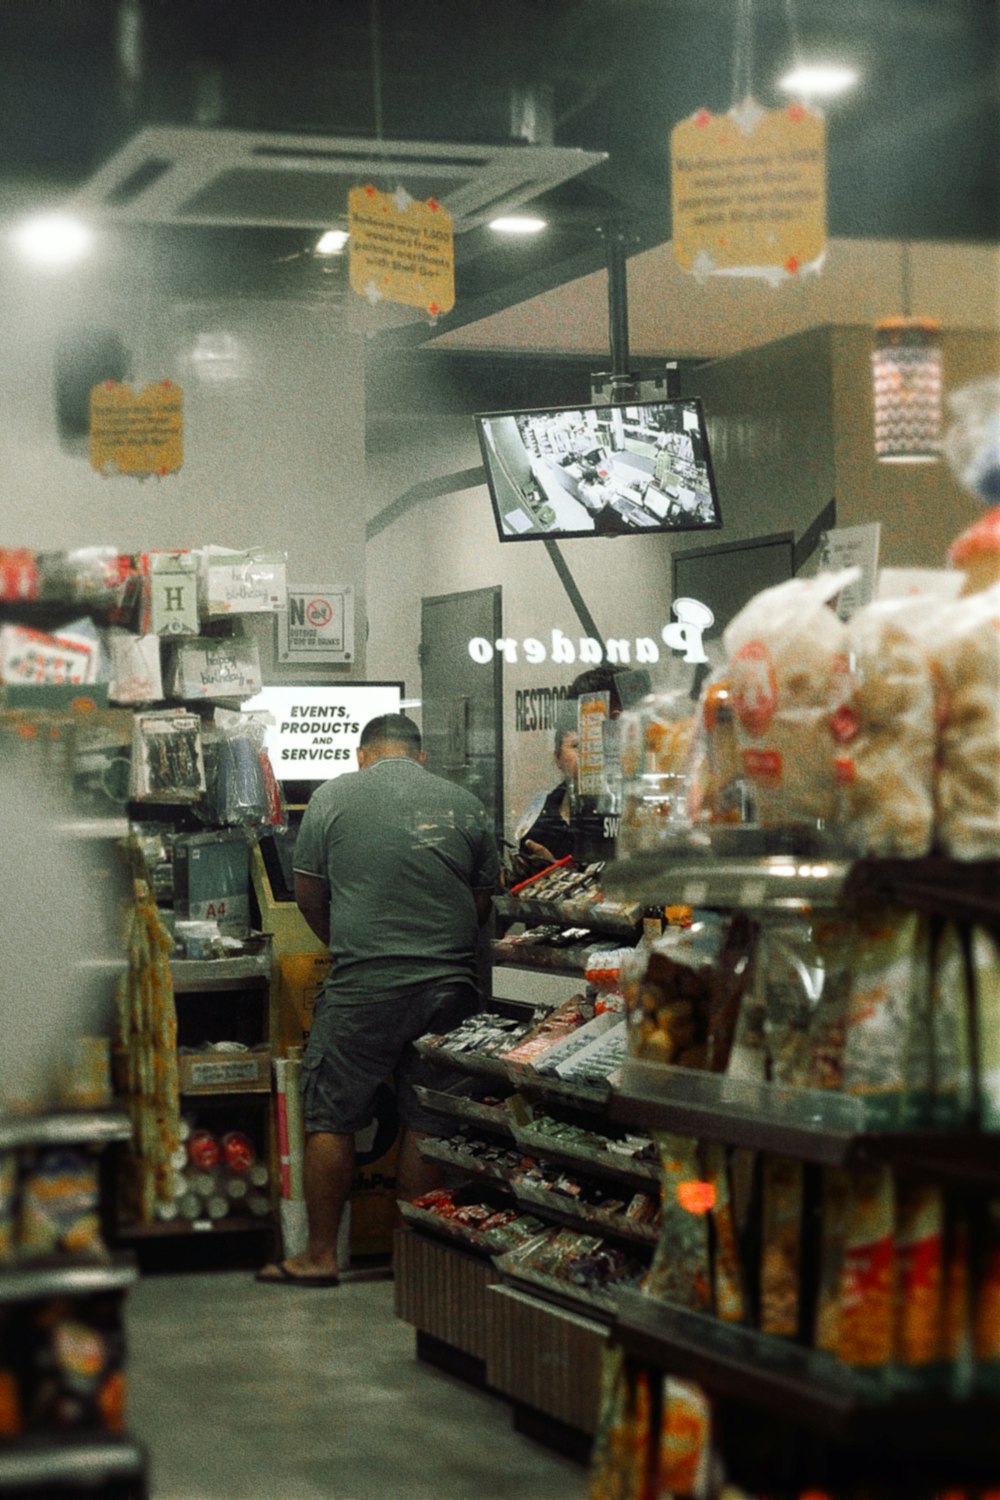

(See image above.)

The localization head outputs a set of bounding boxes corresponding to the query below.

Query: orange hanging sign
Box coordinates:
[89,380,183,477]
[672,98,826,284]
[348,184,455,316]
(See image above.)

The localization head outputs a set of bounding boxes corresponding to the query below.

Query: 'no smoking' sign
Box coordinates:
[279,584,355,663]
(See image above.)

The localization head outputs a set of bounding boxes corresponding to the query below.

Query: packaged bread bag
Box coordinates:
[844,570,963,857]
[933,579,1000,859]
[723,570,859,830]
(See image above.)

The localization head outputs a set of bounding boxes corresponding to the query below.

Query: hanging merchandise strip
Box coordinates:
[114,871,180,1224]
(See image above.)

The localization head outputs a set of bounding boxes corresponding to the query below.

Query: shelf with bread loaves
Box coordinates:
[583,518,1000,1499]
[0,545,287,1257]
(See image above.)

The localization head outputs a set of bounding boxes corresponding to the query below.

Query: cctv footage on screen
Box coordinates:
[478,399,722,541]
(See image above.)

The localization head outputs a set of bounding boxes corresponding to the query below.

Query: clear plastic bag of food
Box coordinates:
[722,570,858,831]
[933,581,1000,858]
[844,570,962,856]
[617,680,698,856]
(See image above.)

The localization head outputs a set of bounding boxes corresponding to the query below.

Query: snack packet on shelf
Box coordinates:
[18,1149,107,1262]
[617,686,698,856]
[656,1377,712,1499]
[703,1141,746,1324]
[761,920,825,1088]
[813,1167,851,1356]
[836,1164,896,1375]
[971,927,1000,1130]
[686,670,744,827]
[759,1155,803,1339]
[928,923,974,1127]
[624,915,725,1067]
[942,1211,975,1397]
[643,1134,712,1312]
[843,571,962,857]
[933,580,1000,859]
[722,570,859,832]
[974,1199,1000,1395]
[893,1182,946,1386]
[841,908,921,1128]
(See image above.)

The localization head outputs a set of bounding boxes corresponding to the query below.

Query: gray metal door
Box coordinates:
[420,586,503,836]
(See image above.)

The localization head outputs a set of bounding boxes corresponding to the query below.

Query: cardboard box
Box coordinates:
[177,1047,270,1094]
[275,950,331,1049]
[173,831,250,937]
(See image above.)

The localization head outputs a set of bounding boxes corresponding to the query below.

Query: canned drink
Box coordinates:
[247,1164,269,1189]
[189,1171,216,1198]
[225,1176,248,1201]
[246,1193,270,1217]
[155,1199,180,1221]
[177,1192,202,1219]
[170,1147,188,1171]
[206,1195,229,1220]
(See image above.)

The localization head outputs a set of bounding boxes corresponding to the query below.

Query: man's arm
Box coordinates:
[294,872,331,948]
[472,888,494,926]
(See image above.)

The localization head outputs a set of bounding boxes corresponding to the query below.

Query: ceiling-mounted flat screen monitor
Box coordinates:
[476,397,722,541]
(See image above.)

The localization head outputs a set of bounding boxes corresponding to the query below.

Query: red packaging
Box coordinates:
[187,1130,222,1170]
[221,1132,256,1173]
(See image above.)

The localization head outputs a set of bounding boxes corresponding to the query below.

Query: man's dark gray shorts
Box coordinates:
[300,978,480,1135]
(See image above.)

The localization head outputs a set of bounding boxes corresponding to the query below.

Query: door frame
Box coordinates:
[420,584,504,836]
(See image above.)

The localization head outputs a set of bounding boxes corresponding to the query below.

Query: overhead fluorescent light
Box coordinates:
[11,213,94,267]
[488,215,546,234]
[315,229,349,254]
[778,63,859,97]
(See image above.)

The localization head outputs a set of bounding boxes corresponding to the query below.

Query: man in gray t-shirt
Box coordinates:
[258,712,498,1287]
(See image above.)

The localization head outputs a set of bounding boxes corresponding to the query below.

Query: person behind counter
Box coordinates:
[514,666,624,870]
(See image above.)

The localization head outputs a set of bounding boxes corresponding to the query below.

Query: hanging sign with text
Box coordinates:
[671,98,826,285]
[277,584,355,664]
[89,380,183,477]
[348,184,455,316]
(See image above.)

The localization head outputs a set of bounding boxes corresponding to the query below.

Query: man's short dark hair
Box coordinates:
[360,713,422,754]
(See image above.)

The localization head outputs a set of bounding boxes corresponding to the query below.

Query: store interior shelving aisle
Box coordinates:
[125,1270,586,1500]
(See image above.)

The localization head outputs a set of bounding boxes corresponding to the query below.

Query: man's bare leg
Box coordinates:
[259,1130,354,1281]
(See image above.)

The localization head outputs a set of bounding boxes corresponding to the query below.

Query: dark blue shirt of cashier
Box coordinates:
[256,712,499,1290]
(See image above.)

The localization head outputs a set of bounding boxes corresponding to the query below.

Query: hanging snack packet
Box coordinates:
[625,917,725,1068]
[837,1165,896,1374]
[805,916,854,1092]
[843,572,961,857]
[893,1182,945,1387]
[813,1167,851,1355]
[933,581,1000,858]
[656,1377,712,1499]
[643,1134,712,1312]
[703,1141,746,1324]
[928,923,974,1128]
[971,927,1000,1130]
[841,908,920,1127]
[586,1346,637,1500]
[761,920,824,1088]
[723,570,859,831]
[759,1155,804,1338]
[974,1200,1000,1396]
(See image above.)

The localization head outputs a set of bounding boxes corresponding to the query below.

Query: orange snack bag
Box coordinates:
[837,1165,896,1370]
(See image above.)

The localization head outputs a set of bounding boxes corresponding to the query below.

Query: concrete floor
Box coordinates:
[126,1269,589,1500]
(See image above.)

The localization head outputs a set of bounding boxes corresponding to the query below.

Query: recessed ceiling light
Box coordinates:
[315,229,349,255]
[779,63,859,97]
[11,213,93,268]
[489,215,547,235]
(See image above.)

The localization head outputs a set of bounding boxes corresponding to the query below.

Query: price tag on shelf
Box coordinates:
[192,1220,212,1232]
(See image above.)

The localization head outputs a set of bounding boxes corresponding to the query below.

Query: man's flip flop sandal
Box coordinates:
[255,1262,340,1288]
